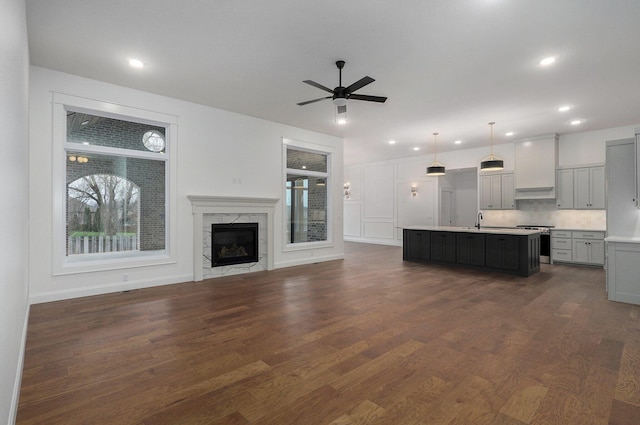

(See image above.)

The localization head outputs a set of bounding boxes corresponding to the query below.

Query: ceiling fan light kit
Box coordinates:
[426,132,446,176]
[480,122,504,171]
[298,60,387,123]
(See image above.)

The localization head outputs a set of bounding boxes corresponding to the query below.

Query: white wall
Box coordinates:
[344,143,510,245]
[0,0,30,422]
[559,124,640,166]
[452,170,479,227]
[29,67,344,303]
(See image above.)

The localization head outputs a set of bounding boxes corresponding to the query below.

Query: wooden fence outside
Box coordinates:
[67,234,137,255]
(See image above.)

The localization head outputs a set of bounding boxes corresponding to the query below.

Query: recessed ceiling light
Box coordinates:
[571,120,582,125]
[540,56,556,66]
[505,132,514,137]
[454,140,462,144]
[558,105,571,112]
[388,140,396,145]
[336,118,347,125]
[128,58,144,68]
[413,147,420,151]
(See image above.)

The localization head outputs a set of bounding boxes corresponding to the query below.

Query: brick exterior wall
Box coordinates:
[66,116,166,251]
[286,148,327,242]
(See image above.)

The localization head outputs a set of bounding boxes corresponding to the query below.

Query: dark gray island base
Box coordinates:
[403,226,541,277]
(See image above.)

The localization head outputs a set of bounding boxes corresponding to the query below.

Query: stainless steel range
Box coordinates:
[516,225,553,264]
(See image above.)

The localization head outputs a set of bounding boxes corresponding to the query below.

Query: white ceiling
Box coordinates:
[25,0,640,166]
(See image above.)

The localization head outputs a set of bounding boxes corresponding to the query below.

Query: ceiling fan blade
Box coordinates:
[345,76,375,93]
[302,80,334,94]
[337,105,347,114]
[349,93,388,103]
[297,96,332,106]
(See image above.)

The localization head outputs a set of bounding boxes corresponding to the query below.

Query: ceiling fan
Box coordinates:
[297,60,387,117]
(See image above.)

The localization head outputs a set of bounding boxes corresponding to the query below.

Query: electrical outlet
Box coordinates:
[122,273,128,281]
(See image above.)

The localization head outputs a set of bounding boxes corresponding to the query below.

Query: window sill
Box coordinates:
[55,250,175,276]
[283,241,335,252]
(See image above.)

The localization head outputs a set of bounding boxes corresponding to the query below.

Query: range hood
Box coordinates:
[514,133,558,200]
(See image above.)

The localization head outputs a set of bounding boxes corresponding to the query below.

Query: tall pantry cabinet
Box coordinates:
[605,136,640,305]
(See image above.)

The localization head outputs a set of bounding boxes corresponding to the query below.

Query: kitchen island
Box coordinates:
[403,226,541,277]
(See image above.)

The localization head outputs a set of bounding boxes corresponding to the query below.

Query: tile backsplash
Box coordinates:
[481,199,606,230]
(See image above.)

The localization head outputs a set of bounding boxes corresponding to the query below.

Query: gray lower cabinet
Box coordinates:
[607,241,640,305]
[572,239,604,265]
[403,229,539,276]
[551,230,604,266]
[456,233,486,266]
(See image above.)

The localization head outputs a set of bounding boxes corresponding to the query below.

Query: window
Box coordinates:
[285,146,329,244]
[65,113,166,259]
[52,93,177,274]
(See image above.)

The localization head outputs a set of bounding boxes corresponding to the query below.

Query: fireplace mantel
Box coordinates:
[188,195,279,281]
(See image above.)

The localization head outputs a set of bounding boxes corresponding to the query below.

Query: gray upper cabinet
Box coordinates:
[480,172,515,210]
[574,166,605,209]
[556,168,574,209]
[555,165,604,210]
[501,173,515,209]
[480,174,501,210]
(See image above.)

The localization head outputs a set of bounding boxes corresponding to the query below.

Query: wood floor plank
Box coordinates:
[16,242,640,424]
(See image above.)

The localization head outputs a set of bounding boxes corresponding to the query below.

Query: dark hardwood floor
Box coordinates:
[17,242,640,424]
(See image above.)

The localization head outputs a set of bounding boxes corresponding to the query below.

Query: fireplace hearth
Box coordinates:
[211,223,259,267]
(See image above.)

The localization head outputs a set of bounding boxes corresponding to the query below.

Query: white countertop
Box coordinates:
[552,228,606,232]
[605,236,640,243]
[403,225,540,236]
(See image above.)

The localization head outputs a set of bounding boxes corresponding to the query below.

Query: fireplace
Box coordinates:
[211,223,259,267]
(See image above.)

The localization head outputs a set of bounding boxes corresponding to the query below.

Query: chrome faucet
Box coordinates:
[476,211,483,229]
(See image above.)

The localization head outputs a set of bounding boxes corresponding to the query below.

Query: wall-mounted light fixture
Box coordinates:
[411,185,417,197]
[68,155,88,163]
[344,182,351,199]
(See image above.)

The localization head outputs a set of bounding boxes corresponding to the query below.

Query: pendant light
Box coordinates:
[426,132,446,176]
[480,121,504,171]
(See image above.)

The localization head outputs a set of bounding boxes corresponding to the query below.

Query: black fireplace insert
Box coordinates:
[211,223,259,267]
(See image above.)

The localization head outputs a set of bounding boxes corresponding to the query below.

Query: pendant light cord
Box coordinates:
[489,122,495,156]
[433,132,438,161]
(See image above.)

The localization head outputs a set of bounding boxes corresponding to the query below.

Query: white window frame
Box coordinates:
[52,93,178,275]
[282,138,334,251]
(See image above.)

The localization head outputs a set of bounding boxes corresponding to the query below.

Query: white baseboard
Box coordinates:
[344,236,402,247]
[29,273,193,304]
[9,304,30,425]
[274,253,345,269]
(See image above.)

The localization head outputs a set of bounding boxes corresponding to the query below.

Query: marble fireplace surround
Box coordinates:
[188,195,279,281]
